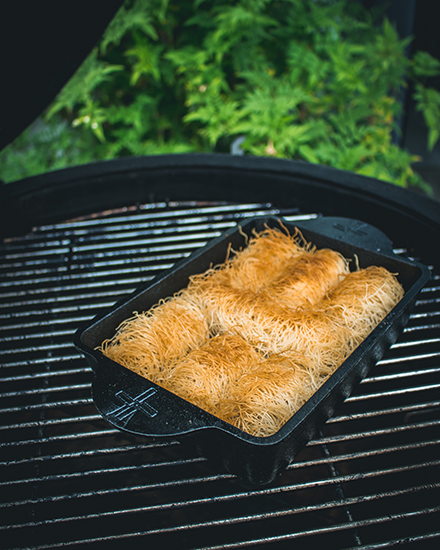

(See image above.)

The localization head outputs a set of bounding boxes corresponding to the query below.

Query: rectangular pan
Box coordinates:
[74,216,431,485]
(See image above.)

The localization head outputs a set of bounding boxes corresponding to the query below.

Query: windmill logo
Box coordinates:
[110,388,158,425]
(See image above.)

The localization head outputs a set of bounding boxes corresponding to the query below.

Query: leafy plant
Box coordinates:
[0,116,99,183]
[1,0,439,195]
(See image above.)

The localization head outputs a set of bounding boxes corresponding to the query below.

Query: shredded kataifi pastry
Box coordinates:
[100,226,404,437]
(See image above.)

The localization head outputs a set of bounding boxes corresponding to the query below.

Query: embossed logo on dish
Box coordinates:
[333,222,368,237]
[110,388,158,425]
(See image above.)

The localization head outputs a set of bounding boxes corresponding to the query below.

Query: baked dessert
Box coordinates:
[100,226,404,436]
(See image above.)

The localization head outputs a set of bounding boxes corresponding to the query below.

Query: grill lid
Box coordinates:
[0,0,123,151]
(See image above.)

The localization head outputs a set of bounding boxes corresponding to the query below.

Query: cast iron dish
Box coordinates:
[74,216,431,485]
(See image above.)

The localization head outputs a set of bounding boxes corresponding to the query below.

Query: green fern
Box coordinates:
[45,50,122,120]
[2,0,440,195]
[100,0,164,53]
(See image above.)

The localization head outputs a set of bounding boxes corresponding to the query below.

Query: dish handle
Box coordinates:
[294,216,396,255]
[90,353,222,437]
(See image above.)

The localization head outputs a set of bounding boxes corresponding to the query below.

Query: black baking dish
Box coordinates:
[74,215,431,485]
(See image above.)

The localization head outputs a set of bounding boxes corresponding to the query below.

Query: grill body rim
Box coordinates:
[1,154,439,272]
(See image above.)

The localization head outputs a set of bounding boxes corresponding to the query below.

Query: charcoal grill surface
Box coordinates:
[1,155,440,549]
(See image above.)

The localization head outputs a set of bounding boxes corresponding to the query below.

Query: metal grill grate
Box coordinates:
[1,200,440,550]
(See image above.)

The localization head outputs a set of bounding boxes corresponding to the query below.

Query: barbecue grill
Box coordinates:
[2,1,440,546]
[1,154,440,549]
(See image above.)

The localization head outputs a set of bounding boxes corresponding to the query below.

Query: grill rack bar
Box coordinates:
[2,437,439,501]
[5,499,440,550]
[3,483,440,540]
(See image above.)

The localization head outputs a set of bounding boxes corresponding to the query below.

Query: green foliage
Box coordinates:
[410,51,440,152]
[99,0,164,52]
[0,117,100,183]
[1,0,439,195]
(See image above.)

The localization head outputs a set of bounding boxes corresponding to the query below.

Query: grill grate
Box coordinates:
[1,200,439,550]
